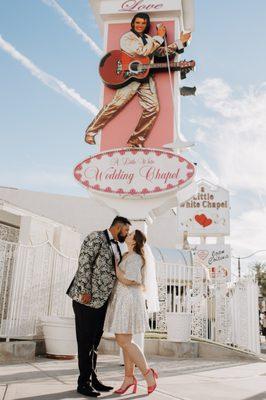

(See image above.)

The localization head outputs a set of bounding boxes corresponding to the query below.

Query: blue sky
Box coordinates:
[0,0,266,271]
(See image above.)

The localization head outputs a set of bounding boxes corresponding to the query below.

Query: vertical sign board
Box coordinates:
[191,244,231,281]
[177,180,230,236]
[89,0,187,151]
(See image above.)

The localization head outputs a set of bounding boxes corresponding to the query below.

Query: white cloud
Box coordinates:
[230,207,266,275]
[0,35,98,116]
[194,78,266,195]
[189,78,266,273]
[42,0,103,57]
[189,148,220,184]
[231,207,266,254]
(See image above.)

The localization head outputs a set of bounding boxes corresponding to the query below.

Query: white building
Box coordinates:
[0,186,181,249]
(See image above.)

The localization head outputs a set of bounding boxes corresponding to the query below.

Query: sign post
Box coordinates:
[78,0,196,359]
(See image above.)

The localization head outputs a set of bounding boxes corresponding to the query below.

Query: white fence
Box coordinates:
[0,239,260,354]
[150,262,260,353]
[0,239,76,339]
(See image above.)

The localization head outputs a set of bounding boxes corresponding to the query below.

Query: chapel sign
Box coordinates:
[74,148,195,198]
[177,180,230,236]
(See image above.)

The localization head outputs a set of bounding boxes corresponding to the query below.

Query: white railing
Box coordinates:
[149,262,260,354]
[0,239,77,339]
[0,239,260,354]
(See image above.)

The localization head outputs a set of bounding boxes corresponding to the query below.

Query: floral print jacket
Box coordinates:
[67,230,117,309]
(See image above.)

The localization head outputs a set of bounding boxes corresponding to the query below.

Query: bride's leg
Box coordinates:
[116,334,156,387]
[123,348,135,377]
[116,348,135,391]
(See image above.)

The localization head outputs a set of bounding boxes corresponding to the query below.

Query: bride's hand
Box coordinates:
[115,262,121,277]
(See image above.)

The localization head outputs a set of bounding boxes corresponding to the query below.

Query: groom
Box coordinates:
[67,216,131,397]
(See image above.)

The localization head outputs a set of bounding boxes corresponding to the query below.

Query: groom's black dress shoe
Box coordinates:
[91,373,113,392]
[77,385,100,397]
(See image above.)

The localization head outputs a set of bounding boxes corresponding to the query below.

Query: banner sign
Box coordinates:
[178,180,230,236]
[191,243,231,281]
[100,0,182,14]
[74,148,195,198]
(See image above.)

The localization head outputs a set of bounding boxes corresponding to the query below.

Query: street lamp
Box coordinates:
[232,250,266,278]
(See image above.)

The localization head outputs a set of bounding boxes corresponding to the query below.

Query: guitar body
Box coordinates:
[99,50,151,88]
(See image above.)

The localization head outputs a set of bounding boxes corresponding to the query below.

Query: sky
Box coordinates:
[0,0,266,275]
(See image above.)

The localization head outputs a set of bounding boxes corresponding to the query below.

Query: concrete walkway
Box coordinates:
[0,355,265,400]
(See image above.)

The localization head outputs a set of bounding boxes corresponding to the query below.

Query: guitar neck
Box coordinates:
[150,62,184,71]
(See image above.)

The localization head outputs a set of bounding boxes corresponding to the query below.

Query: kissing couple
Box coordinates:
[67,216,160,397]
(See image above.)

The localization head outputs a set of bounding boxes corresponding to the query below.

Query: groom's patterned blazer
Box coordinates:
[67,230,119,309]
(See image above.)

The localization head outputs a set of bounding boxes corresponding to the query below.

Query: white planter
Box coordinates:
[166,312,192,342]
[41,316,77,357]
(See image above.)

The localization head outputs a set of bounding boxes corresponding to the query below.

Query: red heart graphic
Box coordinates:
[141,188,149,194]
[74,172,82,180]
[195,214,213,228]
[204,218,212,227]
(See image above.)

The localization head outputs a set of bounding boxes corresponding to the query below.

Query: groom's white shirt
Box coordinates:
[107,229,121,264]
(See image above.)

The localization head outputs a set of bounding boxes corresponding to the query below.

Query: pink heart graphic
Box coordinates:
[141,188,149,194]
[74,172,82,180]
[197,250,209,261]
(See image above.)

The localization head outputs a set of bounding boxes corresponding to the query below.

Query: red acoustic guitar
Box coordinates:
[99,50,195,88]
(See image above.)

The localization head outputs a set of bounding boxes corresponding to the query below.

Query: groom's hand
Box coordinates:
[81,293,91,304]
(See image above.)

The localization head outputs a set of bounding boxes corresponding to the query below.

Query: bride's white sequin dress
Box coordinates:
[104,252,149,334]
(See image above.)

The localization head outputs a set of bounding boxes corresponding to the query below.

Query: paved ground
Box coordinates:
[0,355,265,400]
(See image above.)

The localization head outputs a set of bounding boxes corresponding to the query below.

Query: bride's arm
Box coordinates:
[115,264,141,287]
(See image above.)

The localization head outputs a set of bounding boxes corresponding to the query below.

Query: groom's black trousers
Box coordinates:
[72,300,108,387]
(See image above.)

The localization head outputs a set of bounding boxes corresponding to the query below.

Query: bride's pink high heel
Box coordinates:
[144,368,158,395]
[114,375,137,395]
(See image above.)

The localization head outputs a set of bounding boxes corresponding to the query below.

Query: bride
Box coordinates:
[104,229,158,395]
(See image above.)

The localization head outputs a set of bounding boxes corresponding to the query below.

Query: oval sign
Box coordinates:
[74,148,195,198]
